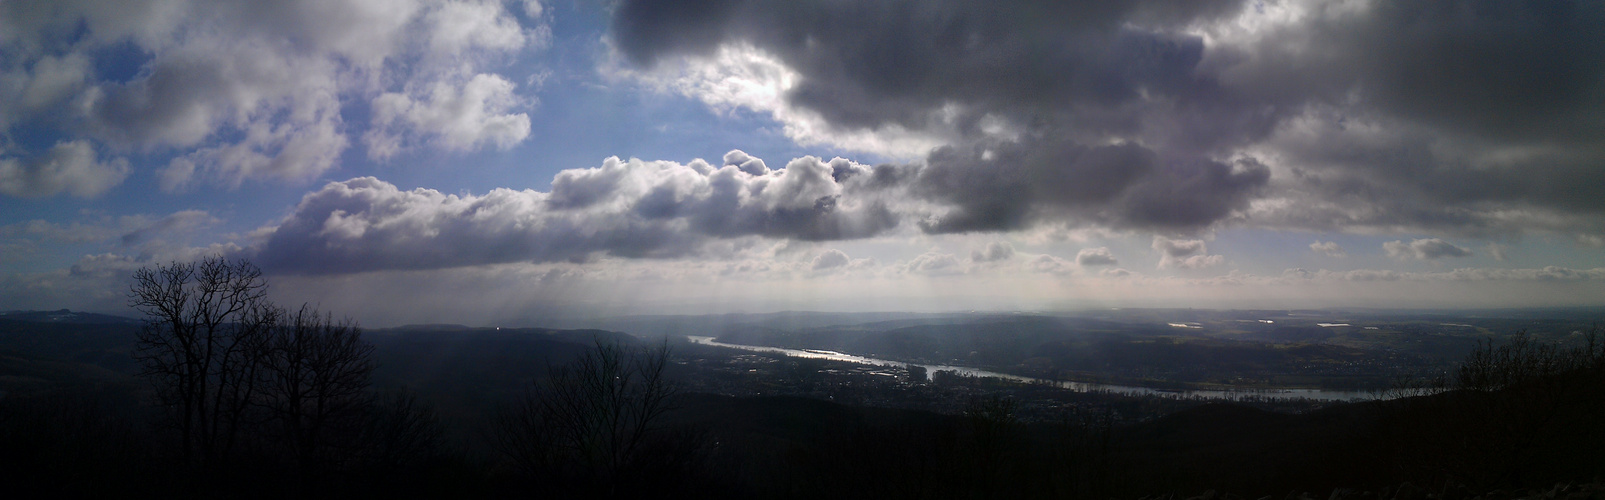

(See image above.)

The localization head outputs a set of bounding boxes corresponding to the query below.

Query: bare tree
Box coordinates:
[129,256,276,467]
[257,304,374,482]
[493,341,678,492]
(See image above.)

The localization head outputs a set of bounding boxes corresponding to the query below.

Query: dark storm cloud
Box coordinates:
[611,0,1605,236]
[612,0,1286,233]
[1345,2,1605,145]
[913,138,1266,233]
[247,153,900,274]
[1207,0,1605,232]
[615,0,1245,136]
[914,139,1154,232]
[1257,116,1605,236]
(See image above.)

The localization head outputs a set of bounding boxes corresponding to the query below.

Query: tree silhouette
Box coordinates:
[258,304,374,486]
[128,256,385,493]
[129,256,276,468]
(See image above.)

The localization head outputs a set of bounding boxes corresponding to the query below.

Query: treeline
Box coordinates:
[1376,329,1605,490]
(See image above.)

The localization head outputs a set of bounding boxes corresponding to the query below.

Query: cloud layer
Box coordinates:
[610,0,1605,238]
[247,153,899,273]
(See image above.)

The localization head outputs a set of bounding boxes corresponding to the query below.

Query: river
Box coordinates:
[686,336,1381,402]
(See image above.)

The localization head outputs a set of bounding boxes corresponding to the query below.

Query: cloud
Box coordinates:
[607,0,1605,238]
[1153,236,1223,270]
[1,0,548,190]
[810,249,849,271]
[519,0,544,18]
[612,0,1242,138]
[1075,247,1118,267]
[904,252,964,276]
[913,140,1269,233]
[610,43,950,159]
[364,73,532,160]
[247,152,901,274]
[610,1,1273,234]
[0,52,92,129]
[1384,238,1473,261]
[0,141,128,198]
[423,0,534,57]
[970,242,1014,263]
[1026,254,1073,275]
[156,94,349,191]
[1310,240,1346,258]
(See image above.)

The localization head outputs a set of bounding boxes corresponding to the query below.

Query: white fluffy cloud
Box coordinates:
[970,241,1015,263]
[0,52,92,130]
[610,43,960,160]
[810,249,850,271]
[247,152,900,273]
[1152,236,1224,270]
[0,0,547,192]
[0,141,128,198]
[365,73,532,160]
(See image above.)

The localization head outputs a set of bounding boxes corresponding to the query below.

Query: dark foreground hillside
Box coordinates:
[1,314,1602,499]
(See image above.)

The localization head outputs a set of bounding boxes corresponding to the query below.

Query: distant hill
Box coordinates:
[0,309,140,325]
[0,312,143,399]
[531,311,978,339]
[0,313,143,377]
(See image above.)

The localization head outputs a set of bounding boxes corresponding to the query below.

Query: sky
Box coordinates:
[2,0,1604,327]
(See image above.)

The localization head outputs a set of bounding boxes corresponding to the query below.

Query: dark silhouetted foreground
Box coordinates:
[1,262,1602,498]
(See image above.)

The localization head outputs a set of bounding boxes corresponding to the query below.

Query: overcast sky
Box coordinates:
[3,0,1603,326]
